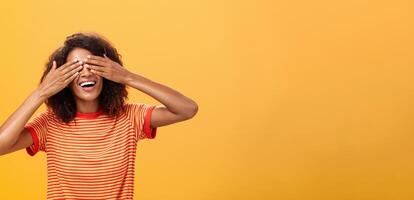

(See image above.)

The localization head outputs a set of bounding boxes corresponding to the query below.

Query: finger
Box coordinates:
[64,71,80,84]
[103,54,111,61]
[87,55,107,62]
[90,69,106,77]
[51,61,57,71]
[84,58,109,67]
[61,61,84,75]
[57,59,79,71]
[63,65,83,80]
[84,64,105,73]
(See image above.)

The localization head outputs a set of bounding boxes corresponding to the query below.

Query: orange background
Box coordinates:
[0,0,413,199]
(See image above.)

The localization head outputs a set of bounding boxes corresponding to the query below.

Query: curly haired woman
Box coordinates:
[0,32,198,199]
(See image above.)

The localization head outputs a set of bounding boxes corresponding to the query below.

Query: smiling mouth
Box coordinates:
[79,81,96,88]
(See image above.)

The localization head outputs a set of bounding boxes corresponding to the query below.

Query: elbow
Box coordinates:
[0,137,6,156]
[0,134,13,157]
[183,102,199,119]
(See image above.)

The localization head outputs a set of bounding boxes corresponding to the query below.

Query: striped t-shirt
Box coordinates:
[25,103,158,200]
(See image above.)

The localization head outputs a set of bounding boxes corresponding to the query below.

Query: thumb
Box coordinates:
[51,60,57,71]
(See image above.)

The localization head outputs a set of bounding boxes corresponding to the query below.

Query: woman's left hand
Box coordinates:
[84,54,131,84]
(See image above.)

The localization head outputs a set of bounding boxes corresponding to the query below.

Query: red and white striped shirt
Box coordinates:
[25,103,157,200]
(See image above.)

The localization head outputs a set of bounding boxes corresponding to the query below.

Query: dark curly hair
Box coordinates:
[41,32,128,123]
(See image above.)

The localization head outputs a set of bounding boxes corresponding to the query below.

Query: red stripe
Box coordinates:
[25,126,39,156]
[143,106,157,139]
[24,103,157,199]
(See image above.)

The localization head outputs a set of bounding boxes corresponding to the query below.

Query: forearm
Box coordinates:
[0,89,46,152]
[125,72,198,117]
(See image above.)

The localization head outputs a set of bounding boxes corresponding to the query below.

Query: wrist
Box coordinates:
[33,87,49,103]
[123,71,135,86]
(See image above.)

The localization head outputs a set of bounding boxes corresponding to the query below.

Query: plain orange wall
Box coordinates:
[1,0,413,199]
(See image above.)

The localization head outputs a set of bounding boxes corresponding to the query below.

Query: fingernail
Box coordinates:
[87,55,91,58]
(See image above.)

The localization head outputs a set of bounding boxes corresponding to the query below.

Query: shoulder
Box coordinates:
[35,109,64,125]
[31,109,53,121]
[123,103,156,118]
[123,102,147,110]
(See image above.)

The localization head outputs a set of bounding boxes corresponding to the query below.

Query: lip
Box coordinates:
[81,84,95,92]
[78,79,97,92]
[78,79,97,86]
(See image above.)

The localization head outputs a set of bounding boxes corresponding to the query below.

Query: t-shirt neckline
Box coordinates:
[76,109,104,119]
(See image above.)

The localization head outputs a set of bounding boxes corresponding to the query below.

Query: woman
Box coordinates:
[0,33,198,199]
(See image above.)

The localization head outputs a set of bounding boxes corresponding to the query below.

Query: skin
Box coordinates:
[0,47,198,156]
[67,48,103,113]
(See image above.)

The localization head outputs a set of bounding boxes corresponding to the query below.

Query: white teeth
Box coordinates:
[80,81,96,87]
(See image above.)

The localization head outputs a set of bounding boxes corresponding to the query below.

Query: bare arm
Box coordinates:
[0,60,84,156]
[85,55,199,128]
[0,90,45,155]
[124,72,198,127]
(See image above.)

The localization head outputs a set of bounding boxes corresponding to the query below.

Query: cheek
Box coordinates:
[69,76,79,87]
[97,81,104,93]
[97,78,104,89]
[69,81,77,90]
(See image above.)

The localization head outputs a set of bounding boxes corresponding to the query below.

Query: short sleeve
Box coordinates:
[25,111,50,156]
[126,103,158,142]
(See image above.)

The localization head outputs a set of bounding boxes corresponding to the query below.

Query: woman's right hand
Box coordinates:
[38,59,84,99]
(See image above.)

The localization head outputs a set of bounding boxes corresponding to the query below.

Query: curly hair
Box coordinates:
[41,32,128,123]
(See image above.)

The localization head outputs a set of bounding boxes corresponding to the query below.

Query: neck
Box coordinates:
[75,99,100,113]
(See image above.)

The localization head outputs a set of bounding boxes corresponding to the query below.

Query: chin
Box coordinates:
[75,93,101,102]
